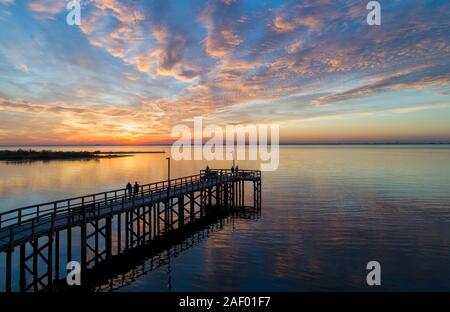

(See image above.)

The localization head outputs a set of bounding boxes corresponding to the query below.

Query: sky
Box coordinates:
[0,0,449,145]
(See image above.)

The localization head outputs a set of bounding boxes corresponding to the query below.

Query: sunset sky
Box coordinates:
[0,0,449,145]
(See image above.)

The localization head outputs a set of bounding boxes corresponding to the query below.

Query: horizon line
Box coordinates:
[1,142,450,147]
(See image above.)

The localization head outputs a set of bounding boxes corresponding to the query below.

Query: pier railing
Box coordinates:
[0,169,260,230]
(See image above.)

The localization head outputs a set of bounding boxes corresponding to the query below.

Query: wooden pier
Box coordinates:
[0,169,261,292]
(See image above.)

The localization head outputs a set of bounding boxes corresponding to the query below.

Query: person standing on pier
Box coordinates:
[134,181,140,197]
[126,182,132,199]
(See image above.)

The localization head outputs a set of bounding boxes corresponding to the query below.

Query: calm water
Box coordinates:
[1,145,450,291]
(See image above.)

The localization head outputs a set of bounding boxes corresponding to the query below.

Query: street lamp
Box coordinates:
[166,157,171,182]
[166,157,171,199]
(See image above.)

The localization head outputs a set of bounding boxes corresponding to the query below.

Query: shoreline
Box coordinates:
[0,149,164,161]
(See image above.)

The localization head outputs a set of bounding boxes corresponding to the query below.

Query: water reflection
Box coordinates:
[1,145,450,291]
[87,210,260,292]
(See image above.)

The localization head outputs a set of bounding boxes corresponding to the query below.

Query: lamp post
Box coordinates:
[166,157,171,183]
[166,157,171,208]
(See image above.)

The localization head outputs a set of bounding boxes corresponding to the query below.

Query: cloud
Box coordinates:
[80,1,202,82]
[27,0,65,14]
[272,14,322,33]
[0,0,14,5]
[17,64,29,73]
[93,0,144,24]
[147,26,201,82]
[199,0,243,58]
[286,40,302,54]
[312,66,450,106]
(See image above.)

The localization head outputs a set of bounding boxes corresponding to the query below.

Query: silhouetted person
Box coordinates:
[133,181,140,197]
[231,166,234,174]
[235,166,239,174]
[206,165,210,172]
[126,182,132,199]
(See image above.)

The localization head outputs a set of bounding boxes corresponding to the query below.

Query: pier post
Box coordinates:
[32,237,38,291]
[253,181,256,209]
[20,244,26,292]
[125,211,129,250]
[157,203,161,235]
[47,235,53,289]
[136,207,141,246]
[224,183,229,210]
[216,186,220,209]
[258,180,261,210]
[67,222,72,264]
[94,220,99,265]
[170,199,174,231]
[80,223,87,285]
[117,213,121,253]
[234,181,237,208]
[5,226,13,292]
[190,192,195,222]
[200,190,204,218]
[178,196,184,228]
[165,201,169,233]
[149,205,153,241]
[105,216,112,270]
[55,230,60,282]
[241,181,245,207]
[238,181,242,207]
[153,203,157,237]
[208,188,212,208]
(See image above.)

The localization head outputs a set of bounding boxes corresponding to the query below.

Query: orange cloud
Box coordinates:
[27,0,65,14]
[272,14,322,33]
[199,3,242,58]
